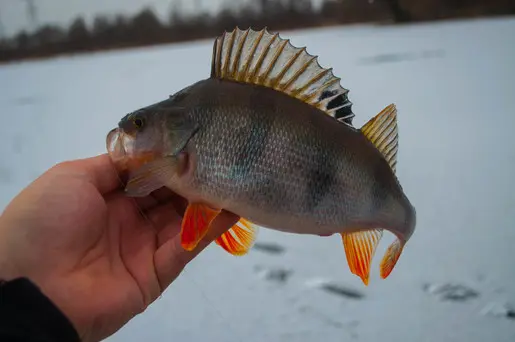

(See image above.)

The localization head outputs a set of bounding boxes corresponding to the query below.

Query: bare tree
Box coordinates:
[21,0,39,31]
[383,0,411,22]
[0,11,5,39]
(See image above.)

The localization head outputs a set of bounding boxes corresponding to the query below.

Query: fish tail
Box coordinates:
[379,238,405,279]
[380,204,415,279]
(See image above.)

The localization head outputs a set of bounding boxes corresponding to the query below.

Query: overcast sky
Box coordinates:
[0,0,232,37]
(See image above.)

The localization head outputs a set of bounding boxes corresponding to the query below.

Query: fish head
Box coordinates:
[106,110,165,173]
[106,104,198,176]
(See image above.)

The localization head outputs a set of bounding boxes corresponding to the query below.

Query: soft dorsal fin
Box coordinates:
[360,104,398,172]
[210,27,355,126]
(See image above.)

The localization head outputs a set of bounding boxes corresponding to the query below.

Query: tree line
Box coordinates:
[1,0,514,63]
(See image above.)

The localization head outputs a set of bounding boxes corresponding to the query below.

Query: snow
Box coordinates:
[1,16,515,342]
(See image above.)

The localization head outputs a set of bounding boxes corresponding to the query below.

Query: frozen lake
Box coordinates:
[1,16,515,342]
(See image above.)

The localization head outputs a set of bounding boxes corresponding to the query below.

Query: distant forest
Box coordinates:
[1,0,514,63]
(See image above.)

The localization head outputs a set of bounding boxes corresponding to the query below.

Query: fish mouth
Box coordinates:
[106,127,134,171]
[106,127,158,176]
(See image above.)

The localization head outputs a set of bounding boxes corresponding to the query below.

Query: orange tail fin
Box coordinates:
[380,238,405,279]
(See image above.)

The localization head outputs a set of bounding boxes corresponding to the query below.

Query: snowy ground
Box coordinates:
[1,16,515,342]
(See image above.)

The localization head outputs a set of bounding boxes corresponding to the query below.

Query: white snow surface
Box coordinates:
[1,16,515,342]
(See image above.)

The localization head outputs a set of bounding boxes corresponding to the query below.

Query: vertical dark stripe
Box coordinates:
[370,157,392,213]
[257,176,283,211]
[230,87,275,180]
[232,113,272,179]
[306,144,336,211]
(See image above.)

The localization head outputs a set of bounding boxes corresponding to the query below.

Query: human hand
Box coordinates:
[0,154,238,342]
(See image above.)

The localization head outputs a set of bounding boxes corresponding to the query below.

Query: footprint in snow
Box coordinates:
[254,265,293,284]
[481,302,515,321]
[252,242,286,255]
[423,283,479,302]
[305,278,364,300]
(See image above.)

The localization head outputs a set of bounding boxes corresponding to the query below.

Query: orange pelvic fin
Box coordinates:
[341,229,383,286]
[216,218,258,256]
[380,238,405,279]
[181,203,221,251]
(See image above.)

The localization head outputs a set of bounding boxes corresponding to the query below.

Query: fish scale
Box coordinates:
[185,83,354,226]
[106,27,416,286]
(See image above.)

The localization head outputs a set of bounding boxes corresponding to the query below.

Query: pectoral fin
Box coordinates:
[124,156,180,197]
[341,229,383,286]
[216,218,258,256]
[181,203,221,251]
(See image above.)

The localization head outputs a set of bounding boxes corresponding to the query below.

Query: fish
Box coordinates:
[106,27,416,286]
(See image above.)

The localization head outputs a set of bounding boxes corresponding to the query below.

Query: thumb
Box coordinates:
[153,210,239,292]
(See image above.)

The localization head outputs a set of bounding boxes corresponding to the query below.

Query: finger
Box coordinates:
[58,153,123,194]
[150,188,187,216]
[145,203,182,243]
[104,190,158,213]
[150,187,175,204]
[134,196,159,211]
[133,191,185,221]
[106,183,183,209]
[121,187,186,214]
[154,210,239,291]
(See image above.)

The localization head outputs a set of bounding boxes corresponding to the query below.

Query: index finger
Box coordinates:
[62,153,123,194]
[154,210,240,291]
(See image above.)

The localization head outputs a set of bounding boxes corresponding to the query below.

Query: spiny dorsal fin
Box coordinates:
[210,27,355,126]
[360,104,398,173]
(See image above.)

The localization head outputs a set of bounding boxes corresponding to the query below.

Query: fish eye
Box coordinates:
[133,117,144,130]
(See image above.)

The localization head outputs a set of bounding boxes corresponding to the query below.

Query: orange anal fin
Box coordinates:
[181,203,221,251]
[216,218,258,256]
[380,238,404,279]
[341,229,383,286]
